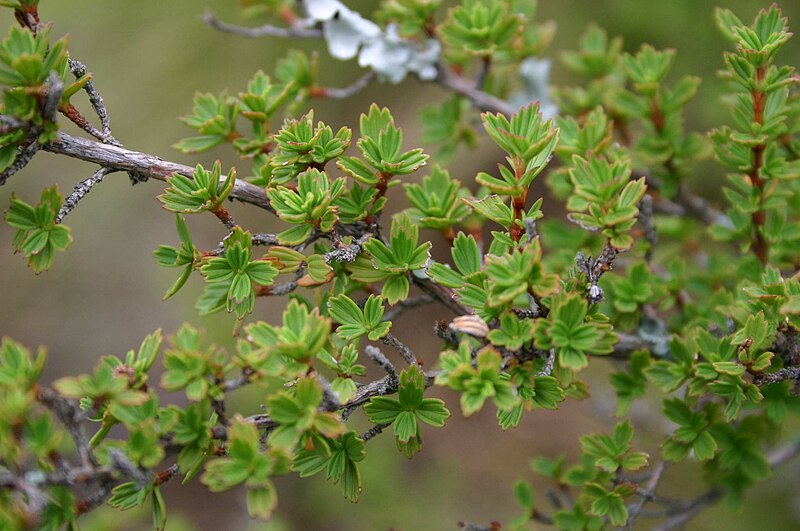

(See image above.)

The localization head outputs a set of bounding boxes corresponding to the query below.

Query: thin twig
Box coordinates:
[36,387,97,467]
[68,59,118,144]
[325,232,372,263]
[0,138,40,186]
[475,55,492,90]
[361,423,388,442]
[56,167,117,223]
[575,244,619,304]
[412,274,471,316]
[627,461,667,530]
[201,10,322,39]
[536,349,556,377]
[316,73,375,99]
[365,346,398,384]
[383,295,434,322]
[381,332,417,365]
[251,232,280,246]
[316,373,341,410]
[652,186,731,228]
[754,366,800,388]
[439,70,516,116]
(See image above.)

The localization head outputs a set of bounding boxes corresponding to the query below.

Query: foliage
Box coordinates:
[0,2,799,530]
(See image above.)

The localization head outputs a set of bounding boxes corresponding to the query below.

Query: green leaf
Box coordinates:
[393,410,418,442]
[514,479,535,511]
[328,294,391,341]
[364,396,404,425]
[416,398,450,427]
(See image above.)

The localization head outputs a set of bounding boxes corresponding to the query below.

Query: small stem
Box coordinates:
[749,65,768,266]
[475,55,492,90]
[210,204,236,230]
[361,423,389,442]
[152,464,179,487]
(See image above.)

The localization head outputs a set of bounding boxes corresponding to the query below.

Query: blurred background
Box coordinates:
[1,1,800,529]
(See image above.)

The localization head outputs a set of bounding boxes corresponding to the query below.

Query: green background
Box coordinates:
[1,1,799,529]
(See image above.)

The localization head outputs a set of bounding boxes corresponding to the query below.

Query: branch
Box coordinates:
[651,186,731,228]
[36,386,97,468]
[314,73,375,99]
[0,137,40,186]
[383,295,434,322]
[201,10,322,39]
[361,423,389,442]
[412,274,471,316]
[575,244,619,304]
[68,59,117,145]
[56,167,118,223]
[755,366,800,389]
[381,332,417,365]
[41,132,274,212]
[653,439,800,531]
[438,70,516,116]
[627,461,667,530]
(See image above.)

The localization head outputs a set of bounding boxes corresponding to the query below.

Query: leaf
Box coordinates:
[364,397,403,425]
[247,484,277,520]
[392,410,418,442]
[416,398,450,427]
[514,479,535,511]
[328,294,391,341]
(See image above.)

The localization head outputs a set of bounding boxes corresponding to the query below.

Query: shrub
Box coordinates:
[0,1,799,529]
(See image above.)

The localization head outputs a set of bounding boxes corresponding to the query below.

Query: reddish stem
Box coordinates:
[210,204,235,230]
[750,66,768,266]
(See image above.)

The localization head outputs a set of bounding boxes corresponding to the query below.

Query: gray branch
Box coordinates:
[42,132,274,212]
[439,70,516,116]
[381,332,417,365]
[201,10,322,39]
[57,167,117,223]
[68,59,117,144]
[322,73,376,99]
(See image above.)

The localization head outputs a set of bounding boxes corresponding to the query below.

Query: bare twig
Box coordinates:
[365,345,398,383]
[251,232,280,246]
[627,461,667,530]
[575,244,619,304]
[325,232,372,263]
[361,423,389,442]
[201,10,322,39]
[412,274,471,316]
[316,373,341,410]
[68,59,117,144]
[639,194,657,261]
[651,186,731,228]
[36,386,97,467]
[381,332,417,365]
[536,349,556,377]
[56,167,117,223]
[754,366,800,389]
[316,73,375,99]
[439,70,516,116]
[383,295,434,322]
[223,367,255,393]
[42,71,63,123]
[0,138,40,186]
